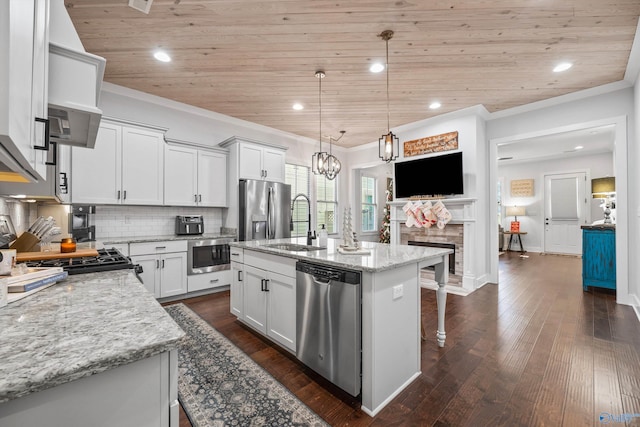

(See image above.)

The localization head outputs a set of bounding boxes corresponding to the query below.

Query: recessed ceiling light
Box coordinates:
[553,62,572,73]
[153,51,171,62]
[575,145,584,150]
[369,63,384,73]
[292,103,304,111]
[429,102,442,109]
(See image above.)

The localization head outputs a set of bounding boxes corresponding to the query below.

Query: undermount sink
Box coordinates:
[263,243,325,252]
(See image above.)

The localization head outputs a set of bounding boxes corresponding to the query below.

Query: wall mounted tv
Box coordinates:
[394,151,464,198]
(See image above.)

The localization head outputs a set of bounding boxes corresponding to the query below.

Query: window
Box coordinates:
[286,164,310,237]
[361,176,377,232]
[316,174,338,234]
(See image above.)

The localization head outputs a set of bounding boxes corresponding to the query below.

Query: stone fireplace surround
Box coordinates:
[389,198,480,295]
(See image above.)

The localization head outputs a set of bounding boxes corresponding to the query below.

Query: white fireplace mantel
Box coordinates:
[389,198,482,294]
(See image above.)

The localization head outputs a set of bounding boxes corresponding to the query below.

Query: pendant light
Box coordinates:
[324,131,344,180]
[378,30,399,163]
[311,71,328,175]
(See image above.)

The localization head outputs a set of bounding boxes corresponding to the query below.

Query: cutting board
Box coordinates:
[16,248,100,262]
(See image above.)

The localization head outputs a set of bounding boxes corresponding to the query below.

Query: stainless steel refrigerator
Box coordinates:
[238,179,292,241]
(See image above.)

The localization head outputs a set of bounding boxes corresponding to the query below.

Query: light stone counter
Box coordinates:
[103,232,235,245]
[229,237,453,273]
[0,270,185,403]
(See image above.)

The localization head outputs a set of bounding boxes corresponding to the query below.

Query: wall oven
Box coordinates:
[187,238,233,275]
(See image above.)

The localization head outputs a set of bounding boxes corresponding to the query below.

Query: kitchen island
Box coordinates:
[229,238,452,416]
[0,270,185,426]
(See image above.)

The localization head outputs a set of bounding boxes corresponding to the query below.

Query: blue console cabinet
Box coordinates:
[581,225,616,291]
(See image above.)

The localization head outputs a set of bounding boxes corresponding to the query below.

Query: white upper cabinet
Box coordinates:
[0,0,51,182]
[164,142,227,207]
[72,119,165,205]
[238,143,285,182]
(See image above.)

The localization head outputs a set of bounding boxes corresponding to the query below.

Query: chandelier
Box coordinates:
[311,70,342,180]
[378,30,400,163]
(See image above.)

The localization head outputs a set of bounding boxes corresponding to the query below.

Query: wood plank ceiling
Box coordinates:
[64,0,640,148]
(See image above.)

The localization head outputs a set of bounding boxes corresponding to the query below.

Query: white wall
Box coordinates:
[632,73,640,313]
[498,152,614,252]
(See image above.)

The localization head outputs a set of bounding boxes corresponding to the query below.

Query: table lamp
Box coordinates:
[591,177,615,224]
[506,206,526,232]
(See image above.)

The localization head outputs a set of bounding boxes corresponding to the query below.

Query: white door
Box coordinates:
[159,252,187,298]
[72,122,121,204]
[121,126,164,205]
[164,145,197,206]
[238,144,264,180]
[243,265,268,333]
[544,172,588,255]
[266,271,296,352]
[131,254,159,298]
[262,147,286,182]
[230,261,243,318]
[197,150,227,206]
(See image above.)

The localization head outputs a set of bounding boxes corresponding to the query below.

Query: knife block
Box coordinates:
[9,232,41,253]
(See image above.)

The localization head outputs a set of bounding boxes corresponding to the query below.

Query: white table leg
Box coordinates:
[434,255,449,347]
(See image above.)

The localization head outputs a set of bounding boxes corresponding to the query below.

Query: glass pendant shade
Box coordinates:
[379,131,399,163]
[312,151,327,175]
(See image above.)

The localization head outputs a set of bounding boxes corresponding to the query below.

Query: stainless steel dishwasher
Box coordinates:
[296,261,362,396]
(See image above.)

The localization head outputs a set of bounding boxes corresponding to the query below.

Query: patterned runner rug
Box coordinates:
[165,303,328,427]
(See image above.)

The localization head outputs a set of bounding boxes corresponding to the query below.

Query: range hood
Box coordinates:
[48,42,106,149]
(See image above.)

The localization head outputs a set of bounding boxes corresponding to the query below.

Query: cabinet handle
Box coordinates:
[195,194,198,202]
[59,172,68,194]
[238,270,243,281]
[199,194,202,202]
[123,190,127,200]
[264,170,267,178]
[162,259,165,269]
[45,140,57,166]
[156,260,160,269]
[117,190,121,200]
[34,117,50,151]
[156,246,166,250]
[264,279,269,292]
[210,279,219,283]
[260,278,265,291]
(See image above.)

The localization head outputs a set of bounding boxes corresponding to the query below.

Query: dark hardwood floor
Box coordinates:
[169,252,640,426]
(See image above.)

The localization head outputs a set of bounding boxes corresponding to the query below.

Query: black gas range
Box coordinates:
[25,247,142,276]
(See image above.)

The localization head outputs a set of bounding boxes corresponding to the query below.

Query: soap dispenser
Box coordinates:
[318,224,328,247]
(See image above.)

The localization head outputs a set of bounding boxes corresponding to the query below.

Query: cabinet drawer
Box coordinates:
[130,240,187,256]
[244,250,296,278]
[187,270,231,292]
[229,247,244,263]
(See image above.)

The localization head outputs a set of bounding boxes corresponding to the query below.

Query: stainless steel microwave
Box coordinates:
[187,238,233,275]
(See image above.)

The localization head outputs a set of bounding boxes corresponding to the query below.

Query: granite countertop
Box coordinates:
[230,237,453,273]
[103,233,236,245]
[0,270,185,403]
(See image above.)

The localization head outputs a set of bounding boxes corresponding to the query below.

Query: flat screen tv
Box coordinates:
[394,151,464,198]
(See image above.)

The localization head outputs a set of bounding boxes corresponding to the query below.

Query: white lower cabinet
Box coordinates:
[230,261,243,318]
[234,250,296,352]
[187,270,230,293]
[130,241,187,299]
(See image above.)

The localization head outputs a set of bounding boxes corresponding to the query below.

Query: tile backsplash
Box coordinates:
[94,205,224,240]
[0,198,37,234]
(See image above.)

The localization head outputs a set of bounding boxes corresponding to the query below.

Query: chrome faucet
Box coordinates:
[291,193,315,245]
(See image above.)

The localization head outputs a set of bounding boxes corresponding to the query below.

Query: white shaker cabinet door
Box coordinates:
[71,122,121,204]
[197,150,227,207]
[164,145,198,206]
[238,143,264,181]
[262,147,285,183]
[242,264,268,334]
[159,252,187,298]
[230,261,243,318]
[265,271,296,352]
[131,254,160,298]
[121,126,164,205]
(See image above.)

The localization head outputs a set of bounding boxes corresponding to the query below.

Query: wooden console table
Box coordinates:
[504,231,527,253]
